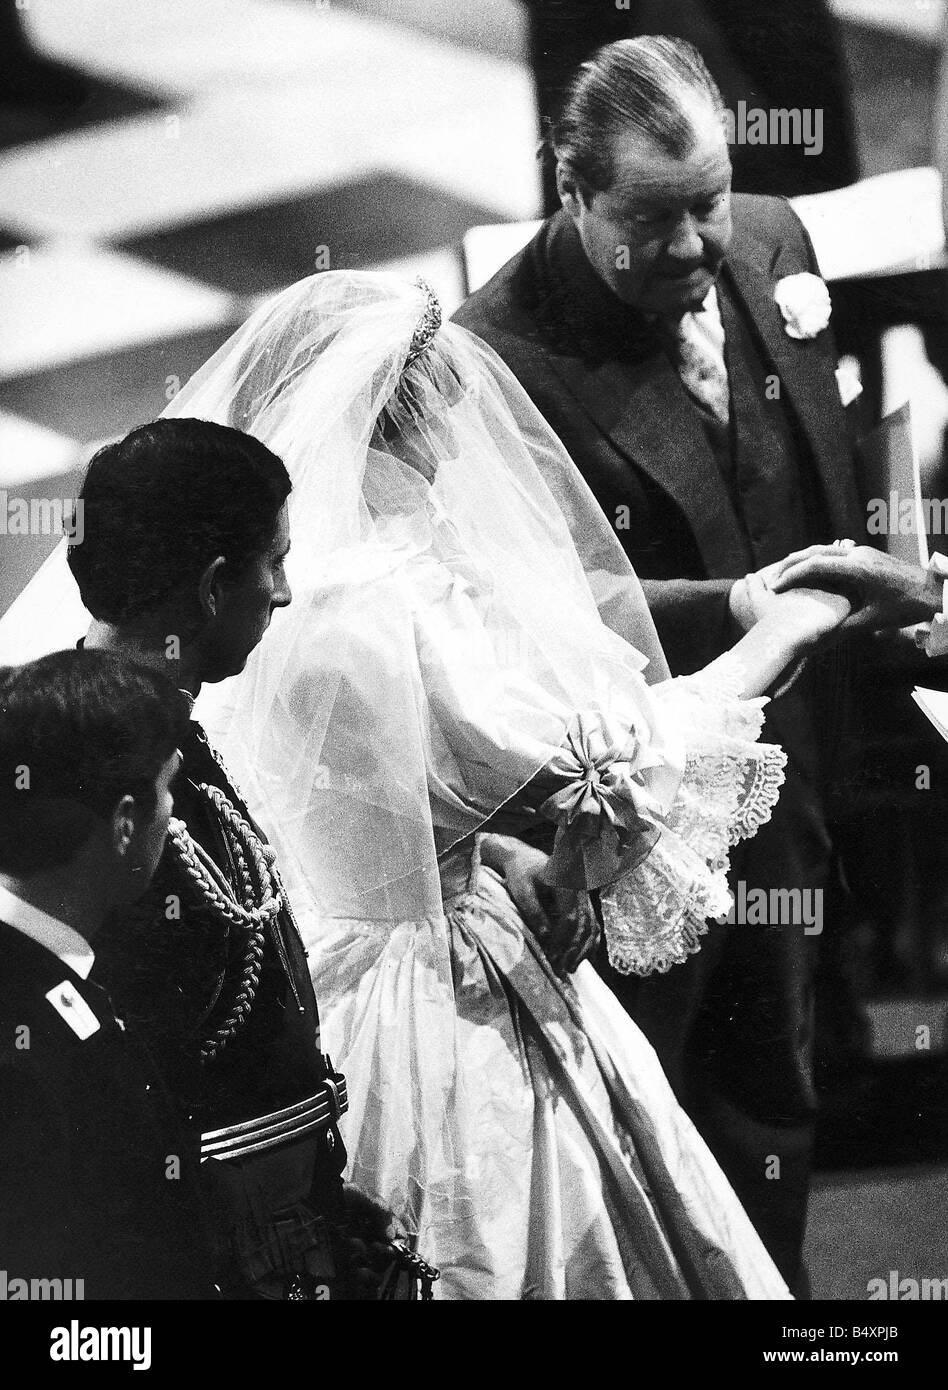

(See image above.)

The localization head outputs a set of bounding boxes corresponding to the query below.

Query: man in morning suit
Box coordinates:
[0,650,216,1299]
[454,36,868,1292]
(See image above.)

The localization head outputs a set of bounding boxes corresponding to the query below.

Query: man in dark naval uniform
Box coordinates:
[0,650,216,1299]
[455,37,868,1292]
[68,419,400,1299]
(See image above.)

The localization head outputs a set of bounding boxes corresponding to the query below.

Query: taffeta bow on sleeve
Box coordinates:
[536,713,669,891]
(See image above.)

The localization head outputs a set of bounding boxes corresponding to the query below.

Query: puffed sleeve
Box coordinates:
[410,552,785,976]
[409,549,683,850]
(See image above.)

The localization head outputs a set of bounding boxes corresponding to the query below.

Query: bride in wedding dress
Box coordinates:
[0,271,848,1299]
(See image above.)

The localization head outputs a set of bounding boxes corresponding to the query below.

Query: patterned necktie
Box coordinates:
[658,291,731,428]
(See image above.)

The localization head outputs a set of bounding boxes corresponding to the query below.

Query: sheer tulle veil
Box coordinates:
[178,270,680,897]
[0,270,688,1232]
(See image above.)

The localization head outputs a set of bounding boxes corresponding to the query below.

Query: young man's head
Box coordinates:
[68,418,293,686]
[0,650,191,914]
[552,36,733,316]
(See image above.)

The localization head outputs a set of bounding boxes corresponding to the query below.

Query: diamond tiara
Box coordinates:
[406,277,442,365]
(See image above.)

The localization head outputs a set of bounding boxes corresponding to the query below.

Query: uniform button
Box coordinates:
[326,1132,335,1153]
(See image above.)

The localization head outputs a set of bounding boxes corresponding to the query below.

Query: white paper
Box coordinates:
[912,686,948,744]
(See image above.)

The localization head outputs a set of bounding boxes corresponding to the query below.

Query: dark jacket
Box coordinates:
[0,923,216,1299]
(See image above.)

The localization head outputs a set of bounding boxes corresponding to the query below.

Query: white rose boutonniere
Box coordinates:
[774,272,832,340]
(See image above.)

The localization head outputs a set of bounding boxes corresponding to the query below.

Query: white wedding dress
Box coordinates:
[281,541,791,1300]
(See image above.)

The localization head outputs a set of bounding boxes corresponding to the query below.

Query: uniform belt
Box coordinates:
[201,1067,348,1162]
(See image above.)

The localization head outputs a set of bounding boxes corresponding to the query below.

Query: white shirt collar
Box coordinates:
[0,884,95,979]
[693,283,725,351]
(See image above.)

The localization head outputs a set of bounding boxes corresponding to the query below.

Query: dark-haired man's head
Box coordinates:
[68,419,292,690]
[0,650,191,929]
[552,36,733,315]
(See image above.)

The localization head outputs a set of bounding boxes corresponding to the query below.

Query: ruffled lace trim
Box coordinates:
[601,655,787,976]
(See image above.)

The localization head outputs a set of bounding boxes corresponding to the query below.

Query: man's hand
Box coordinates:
[768,544,938,633]
[337,1182,401,1298]
[479,832,601,976]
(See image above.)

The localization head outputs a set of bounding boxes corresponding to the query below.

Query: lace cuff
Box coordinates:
[600,654,787,976]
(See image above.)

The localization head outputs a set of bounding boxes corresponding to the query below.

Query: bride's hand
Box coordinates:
[752,579,852,653]
[724,580,852,697]
[479,833,600,976]
[730,543,860,634]
[540,885,601,977]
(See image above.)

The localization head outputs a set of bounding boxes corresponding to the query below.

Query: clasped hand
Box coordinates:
[730,553,855,650]
[764,543,938,634]
[479,832,600,976]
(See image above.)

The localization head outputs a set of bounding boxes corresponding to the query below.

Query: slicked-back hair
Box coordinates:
[550,35,726,198]
[0,649,191,874]
[67,418,291,623]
